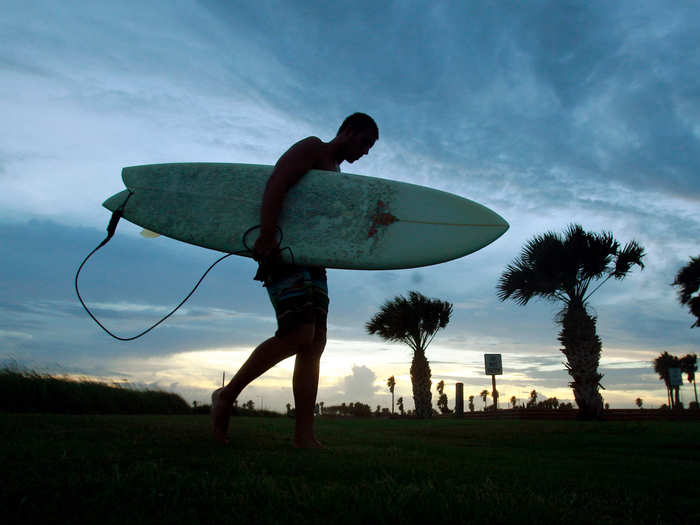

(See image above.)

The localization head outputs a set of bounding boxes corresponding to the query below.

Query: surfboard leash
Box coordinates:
[74,199,292,341]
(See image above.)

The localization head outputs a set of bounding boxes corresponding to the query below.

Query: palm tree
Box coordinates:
[480,389,489,411]
[635,398,643,409]
[436,380,450,414]
[366,291,453,418]
[510,395,517,409]
[680,354,698,405]
[436,380,444,395]
[497,224,645,420]
[468,395,475,412]
[527,390,538,408]
[387,375,396,414]
[654,352,680,408]
[672,256,700,328]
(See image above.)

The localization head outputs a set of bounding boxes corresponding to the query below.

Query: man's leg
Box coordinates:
[292,326,326,448]
[211,324,315,444]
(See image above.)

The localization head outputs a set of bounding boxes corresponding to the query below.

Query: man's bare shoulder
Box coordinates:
[293,136,338,172]
[269,136,328,188]
[292,136,324,150]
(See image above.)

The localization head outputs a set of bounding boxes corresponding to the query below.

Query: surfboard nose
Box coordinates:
[491,209,509,233]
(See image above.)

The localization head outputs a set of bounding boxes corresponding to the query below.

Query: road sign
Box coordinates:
[484,354,502,375]
[669,368,682,387]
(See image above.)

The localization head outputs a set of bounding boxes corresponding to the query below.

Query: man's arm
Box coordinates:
[254,137,323,257]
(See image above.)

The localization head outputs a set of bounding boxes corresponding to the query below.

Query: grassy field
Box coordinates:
[1,414,698,524]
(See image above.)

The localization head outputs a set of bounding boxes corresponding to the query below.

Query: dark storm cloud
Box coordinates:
[201,1,700,201]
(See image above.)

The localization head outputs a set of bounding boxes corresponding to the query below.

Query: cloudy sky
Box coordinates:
[2,1,699,412]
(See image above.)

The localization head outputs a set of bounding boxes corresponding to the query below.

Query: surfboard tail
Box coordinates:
[103,189,132,213]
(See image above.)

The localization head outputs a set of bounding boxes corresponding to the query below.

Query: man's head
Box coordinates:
[336,113,378,163]
[337,113,379,141]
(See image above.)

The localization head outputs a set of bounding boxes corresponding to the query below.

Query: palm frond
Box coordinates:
[366,291,453,351]
[612,240,646,279]
[680,354,697,382]
[690,297,700,328]
[497,232,566,304]
[580,230,617,280]
[673,255,700,305]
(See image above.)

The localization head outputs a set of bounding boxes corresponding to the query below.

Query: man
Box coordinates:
[211,113,378,448]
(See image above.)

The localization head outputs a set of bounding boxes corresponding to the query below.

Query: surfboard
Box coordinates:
[103,163,508,270]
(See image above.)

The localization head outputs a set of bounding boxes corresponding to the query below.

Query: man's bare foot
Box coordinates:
[211,387,234,445]
[293,436,324,449]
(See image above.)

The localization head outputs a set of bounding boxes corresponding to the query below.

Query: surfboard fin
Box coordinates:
[140,229,160,238]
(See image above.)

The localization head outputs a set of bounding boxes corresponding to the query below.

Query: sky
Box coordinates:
[2,0,699,412]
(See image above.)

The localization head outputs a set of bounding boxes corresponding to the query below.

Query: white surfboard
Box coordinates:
[103,163,508,270]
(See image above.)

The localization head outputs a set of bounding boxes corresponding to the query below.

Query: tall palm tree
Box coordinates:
[673,256,700,328]
[366,291,452,418]
[653,352,680,408]
[387,375,396,414]
[680,354,698,405]
[480,389,489,410]
[497,224,645,420]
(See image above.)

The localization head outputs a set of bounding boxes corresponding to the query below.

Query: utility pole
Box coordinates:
[455,382,464,416]
[491,374,498,410]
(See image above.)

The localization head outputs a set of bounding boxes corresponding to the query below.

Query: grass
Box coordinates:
[1,414,698,524]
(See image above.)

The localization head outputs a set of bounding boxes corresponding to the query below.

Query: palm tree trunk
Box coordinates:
[558,301,604,420]
[410,348,432,418]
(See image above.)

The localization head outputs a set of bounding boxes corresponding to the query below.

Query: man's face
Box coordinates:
[345,130,376,163]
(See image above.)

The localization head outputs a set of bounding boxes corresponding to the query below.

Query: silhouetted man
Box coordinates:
[211,113,378,447]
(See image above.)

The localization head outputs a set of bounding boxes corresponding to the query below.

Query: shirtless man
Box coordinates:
[211,113,378,448]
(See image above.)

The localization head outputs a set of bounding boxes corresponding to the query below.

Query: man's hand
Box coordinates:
[252,229,280,260]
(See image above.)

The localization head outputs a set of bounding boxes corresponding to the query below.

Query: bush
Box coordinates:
[0,368,190,414]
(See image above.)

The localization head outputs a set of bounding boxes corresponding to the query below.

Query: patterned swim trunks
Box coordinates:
[264,266,329,337]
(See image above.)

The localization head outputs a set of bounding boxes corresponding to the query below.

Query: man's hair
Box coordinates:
[337,113,379,140]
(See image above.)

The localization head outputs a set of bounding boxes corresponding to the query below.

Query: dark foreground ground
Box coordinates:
[1,414,698,524]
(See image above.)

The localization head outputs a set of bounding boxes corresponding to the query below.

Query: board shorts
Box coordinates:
[263,265,329,338]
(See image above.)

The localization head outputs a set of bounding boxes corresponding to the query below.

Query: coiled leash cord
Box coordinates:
[74,198,292,341]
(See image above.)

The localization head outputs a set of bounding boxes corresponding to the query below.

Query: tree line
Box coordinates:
[653,352,698,409]
[365,224,699,420]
